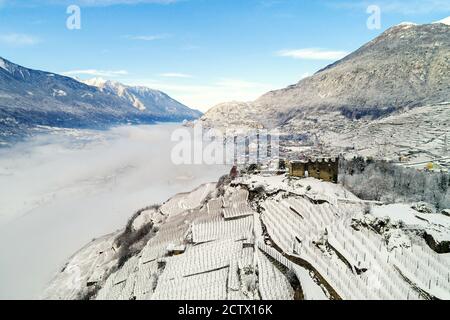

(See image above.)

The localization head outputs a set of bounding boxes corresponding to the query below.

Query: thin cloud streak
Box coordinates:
[0,33,40,46]
[277,48,349,60]
[159,73,193,78]
[329,0,450,15]
[125,78,282,111]
[125,34,171,41]
[62,69,129,77]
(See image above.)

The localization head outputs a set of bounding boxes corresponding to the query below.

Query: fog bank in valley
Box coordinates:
[0,124,228,299]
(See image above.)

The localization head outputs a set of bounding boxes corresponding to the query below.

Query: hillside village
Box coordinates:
[278,103,450,173]
[45,157,450,300]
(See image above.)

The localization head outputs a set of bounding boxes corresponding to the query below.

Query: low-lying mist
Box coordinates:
[0,124,229,299]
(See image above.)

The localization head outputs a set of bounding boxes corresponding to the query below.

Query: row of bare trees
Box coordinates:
[339,157,450,210]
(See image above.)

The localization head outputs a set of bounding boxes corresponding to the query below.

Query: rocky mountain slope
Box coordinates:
[83,78,202,120]
[0,57,201,144]
[201,21,450,130]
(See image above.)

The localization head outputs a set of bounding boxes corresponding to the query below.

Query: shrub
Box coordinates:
[217,174,232,196]
[115,204,160,267]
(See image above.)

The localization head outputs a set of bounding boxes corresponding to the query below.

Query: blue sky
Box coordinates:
[0,0,449,111]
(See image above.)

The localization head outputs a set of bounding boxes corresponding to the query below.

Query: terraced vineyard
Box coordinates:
[45,173,450,300]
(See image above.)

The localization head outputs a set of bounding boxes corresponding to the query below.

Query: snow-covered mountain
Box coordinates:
[83,77,202,119]
[0,57,201,144]
[201,22,450,130]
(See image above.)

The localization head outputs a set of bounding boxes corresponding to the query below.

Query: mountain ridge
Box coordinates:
[201,22,450,130]
[83,77,202,119]
[0,57,201,144]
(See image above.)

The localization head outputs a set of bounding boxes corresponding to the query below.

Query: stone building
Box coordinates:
[289,157,339,183]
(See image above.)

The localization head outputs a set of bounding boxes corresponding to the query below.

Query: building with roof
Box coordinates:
[289,157,339,183]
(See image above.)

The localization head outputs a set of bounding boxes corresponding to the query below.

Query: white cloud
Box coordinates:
[382,0,450,14]
[215,78,273,89]
[277,48,349,60]
[125,78,281,112]
[159,72,193,78]
[125,34,171,41]
[181,44,201,51]
[0,33,40,46]
[62,69,129,77]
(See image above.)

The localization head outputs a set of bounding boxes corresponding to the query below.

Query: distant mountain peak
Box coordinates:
[82,77,202,117]
[83,77,127,93]
[83,77,109,87]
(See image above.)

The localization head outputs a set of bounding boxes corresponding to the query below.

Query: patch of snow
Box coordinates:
[373,203,450,244]
[52,89,67,97]
[372,203,427,226]
[83,77,108,88]
[384,229,411,251]
[396,22,418,27]
[131,95,146,111]
[292,265,327,300]
[0,58,9,72]
[434,16,450,26]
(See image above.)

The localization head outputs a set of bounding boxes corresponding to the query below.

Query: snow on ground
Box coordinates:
[292,265,328,300]
[373,203,450,243]
[44,232,119,300]
[237,174,359,201]
[45,170,450,300]
[257,250,294,300]
[295,104,450,171]
[47,182,305,300]
[373,204,426,226]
